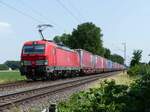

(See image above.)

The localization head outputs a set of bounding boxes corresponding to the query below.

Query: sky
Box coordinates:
[0,0,150,65]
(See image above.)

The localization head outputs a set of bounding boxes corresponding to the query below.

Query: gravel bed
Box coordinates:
[0,77,87,96]
[1,72,120,112]
[0,74,105,96]
[4,80,97,112]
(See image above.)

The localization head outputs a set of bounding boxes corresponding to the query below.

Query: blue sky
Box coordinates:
[0,0,150,65]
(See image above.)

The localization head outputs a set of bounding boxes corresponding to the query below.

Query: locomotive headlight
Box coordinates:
[36,60,48,65]
[20,61,24,66]
[23,61,31,65]
[44,60,48,65]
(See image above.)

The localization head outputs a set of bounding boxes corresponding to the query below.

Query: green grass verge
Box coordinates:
[0,71,26,84]
[90,72,137,88]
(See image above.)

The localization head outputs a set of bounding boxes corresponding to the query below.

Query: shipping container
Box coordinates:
[106,60,113,71]
[76,49,94,68]
[94,55,104,72]
[76,49,94,74]
[103,58,107,72]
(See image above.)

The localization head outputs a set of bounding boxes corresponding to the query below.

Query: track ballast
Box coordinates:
[0,72,121,111]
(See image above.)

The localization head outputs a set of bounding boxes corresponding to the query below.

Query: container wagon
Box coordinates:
[76,49,94,74]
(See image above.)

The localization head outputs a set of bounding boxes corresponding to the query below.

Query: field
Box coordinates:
[0,71,26,84]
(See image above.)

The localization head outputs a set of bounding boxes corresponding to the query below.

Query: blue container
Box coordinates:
[107,60,113,71]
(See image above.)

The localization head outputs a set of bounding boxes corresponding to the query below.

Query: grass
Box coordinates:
[105,72,135,85]
[0,71,26,84]
[90,71,137,88]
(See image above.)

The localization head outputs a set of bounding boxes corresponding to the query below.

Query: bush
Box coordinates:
[4,61,20,70]
[0,64,9,70]
[125,73,150,112]
[127,64,150,76]
[58,80,128,112]
[58,73,150,112]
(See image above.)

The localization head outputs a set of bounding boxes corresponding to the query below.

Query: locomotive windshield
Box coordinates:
[23,44,45,54]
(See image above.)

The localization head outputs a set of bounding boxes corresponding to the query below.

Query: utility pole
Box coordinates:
[122,42,126,66]
[148,54,150,64]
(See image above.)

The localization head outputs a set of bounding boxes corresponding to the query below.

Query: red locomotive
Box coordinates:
[20,24,125,80]
[20,40,79,80]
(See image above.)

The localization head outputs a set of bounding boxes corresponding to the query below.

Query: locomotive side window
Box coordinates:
[23,44,45,54]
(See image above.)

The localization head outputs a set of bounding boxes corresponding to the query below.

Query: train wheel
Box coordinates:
[42,76,48,81]
[49,73,57,80]
[31,77,37,81]
[26,75,33,81]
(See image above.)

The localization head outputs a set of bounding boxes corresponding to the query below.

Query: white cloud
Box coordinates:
[0,22,11,29]
[0,22,13,34]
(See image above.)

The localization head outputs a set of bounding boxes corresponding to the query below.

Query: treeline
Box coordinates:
[0,61,20,70]
[53,22,124,64]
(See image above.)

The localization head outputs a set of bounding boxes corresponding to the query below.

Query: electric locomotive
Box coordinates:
[20,40,80,80]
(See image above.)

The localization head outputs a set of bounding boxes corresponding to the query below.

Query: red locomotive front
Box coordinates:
[20,40,80,80]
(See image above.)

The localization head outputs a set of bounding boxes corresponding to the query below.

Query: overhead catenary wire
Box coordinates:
[18,0,49,23]
[0,0,43,23]
[56,0,81,23]
[66,0,85,22]
[18,0,65,33]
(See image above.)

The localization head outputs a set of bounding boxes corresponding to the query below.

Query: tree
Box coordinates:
[110,54,124,64]
[53,22,124,61]
[53,36,61,43]
[53,33,71,47]
[53,22,104,56]
[70,22,104,56]
[104,48,111,59]
[130,50,142,67]
[4,61,20,70]
[148,61,150,65]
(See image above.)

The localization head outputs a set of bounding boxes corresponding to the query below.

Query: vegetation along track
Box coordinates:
[0,72,121,111]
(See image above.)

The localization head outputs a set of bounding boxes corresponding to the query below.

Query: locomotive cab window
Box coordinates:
[23,44,45,54]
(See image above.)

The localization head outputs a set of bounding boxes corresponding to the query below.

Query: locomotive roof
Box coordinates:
[23,40,57,46]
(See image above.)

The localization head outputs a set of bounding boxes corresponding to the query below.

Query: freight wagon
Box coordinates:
[93,55,104,73]
[76,49,94,74]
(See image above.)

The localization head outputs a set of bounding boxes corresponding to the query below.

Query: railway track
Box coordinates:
[0,72,120,111]
[0,72,119,92]
[0,80,56,91]
[0,78,86,92]
[0,81,27,91]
